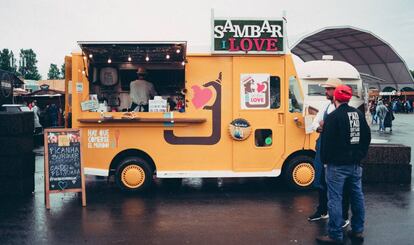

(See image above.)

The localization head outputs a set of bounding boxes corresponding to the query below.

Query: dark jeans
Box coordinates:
[326,164,365,241]
[316,179,350,220]
[313,138,350,219]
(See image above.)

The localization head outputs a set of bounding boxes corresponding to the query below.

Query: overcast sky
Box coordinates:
[1,0,413,78]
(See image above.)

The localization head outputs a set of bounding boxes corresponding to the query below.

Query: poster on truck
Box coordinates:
[240,74,271,110]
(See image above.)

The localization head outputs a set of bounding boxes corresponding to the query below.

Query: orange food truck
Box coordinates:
[65,18,318,192]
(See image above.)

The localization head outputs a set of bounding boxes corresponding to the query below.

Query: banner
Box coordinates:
[213,19,285,54]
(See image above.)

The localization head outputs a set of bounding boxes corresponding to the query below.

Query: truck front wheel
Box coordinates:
[115,157,154,192]
[282,155,315,191]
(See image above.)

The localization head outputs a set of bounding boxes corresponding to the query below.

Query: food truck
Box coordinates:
[65,18,318,192]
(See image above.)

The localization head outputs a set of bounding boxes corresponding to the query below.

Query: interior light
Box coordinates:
[83,56,87,60]
[176,49,181,54]
[88,54,93,58]
[181,61,185,66]
[107,58,112,64]
[145,56,149,62]
[166,54,170,59]
[128,56,132,62]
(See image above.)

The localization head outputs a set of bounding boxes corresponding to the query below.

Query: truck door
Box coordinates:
[232,56,285,172]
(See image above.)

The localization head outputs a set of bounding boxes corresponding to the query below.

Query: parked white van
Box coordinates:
[297,56,365,113]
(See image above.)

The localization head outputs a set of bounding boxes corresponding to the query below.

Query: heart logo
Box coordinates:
[58,181,68,190]
[257,83,267,93]
[191,85,213,109]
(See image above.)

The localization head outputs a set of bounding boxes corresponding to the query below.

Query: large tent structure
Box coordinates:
[291,26,414,92]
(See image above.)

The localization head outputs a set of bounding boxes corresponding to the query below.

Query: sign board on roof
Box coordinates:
[212,19,285,54]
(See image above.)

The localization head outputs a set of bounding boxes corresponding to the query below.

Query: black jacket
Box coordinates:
[321,103,371,165]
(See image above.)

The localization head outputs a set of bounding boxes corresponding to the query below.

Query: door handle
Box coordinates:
[278,113,284,124]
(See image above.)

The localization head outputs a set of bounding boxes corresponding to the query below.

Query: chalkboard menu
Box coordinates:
[44,129,86,209]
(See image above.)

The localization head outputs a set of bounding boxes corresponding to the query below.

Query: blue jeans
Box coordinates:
[378,117,385,131]
[326,164,365,241]
[313,138,324,189]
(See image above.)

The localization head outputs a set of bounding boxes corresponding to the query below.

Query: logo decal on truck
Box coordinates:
[241,74,270,109]
[163,73,222,145]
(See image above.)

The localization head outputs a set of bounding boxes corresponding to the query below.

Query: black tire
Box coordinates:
[0,112,34,136]
[282,155,315,191]
[115,157,154,193]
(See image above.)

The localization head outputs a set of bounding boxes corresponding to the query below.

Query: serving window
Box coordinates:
[79,42,187,113]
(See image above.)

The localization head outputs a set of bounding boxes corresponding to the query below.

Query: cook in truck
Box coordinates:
[129,67,157,112]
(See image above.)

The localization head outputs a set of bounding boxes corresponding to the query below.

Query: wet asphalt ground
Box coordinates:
[0,114,413,245]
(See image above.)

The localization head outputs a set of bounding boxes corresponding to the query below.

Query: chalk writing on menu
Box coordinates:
[47,131,82,191]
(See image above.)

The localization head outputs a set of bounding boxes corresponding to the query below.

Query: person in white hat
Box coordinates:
[308,78,350,229]
[129,67,157,112]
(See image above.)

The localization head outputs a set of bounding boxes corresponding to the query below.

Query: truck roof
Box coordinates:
[297,60,360,80]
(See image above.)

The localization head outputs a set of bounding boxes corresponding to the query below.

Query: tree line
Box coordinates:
[0,48,65,80]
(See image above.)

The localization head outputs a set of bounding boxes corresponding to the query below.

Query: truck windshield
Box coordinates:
[289,76,303,113]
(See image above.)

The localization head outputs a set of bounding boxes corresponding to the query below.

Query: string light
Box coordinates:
[107,58,112,64]
[166,54,170,60]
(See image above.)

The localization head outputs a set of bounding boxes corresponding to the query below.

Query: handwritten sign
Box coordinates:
[44,129,86,209]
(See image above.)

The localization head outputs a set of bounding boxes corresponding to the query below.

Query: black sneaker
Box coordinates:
[347,230,364,243]
[308,212,329,221]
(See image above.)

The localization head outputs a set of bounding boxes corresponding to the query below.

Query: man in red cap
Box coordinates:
[308,78,350,228]
[316,85,371,244]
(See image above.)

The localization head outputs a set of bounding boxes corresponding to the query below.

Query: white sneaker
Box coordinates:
[342,219,350,228]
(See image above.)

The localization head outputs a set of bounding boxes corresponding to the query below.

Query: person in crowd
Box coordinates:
[316,85,371,244]
[376,100,388,132]
[129,67,157,112]
[31,100,42,133]
[47,103,59,127]
[308,78,350,228]
[412,100,414,113]
[392,100,398,113]
[384,102,395,132]
[369,101,377,125]
[404,100,411,113]
[397,100,403,113]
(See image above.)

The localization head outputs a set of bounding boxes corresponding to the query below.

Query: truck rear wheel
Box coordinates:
[115,157,153,193]
[283,155,315,191]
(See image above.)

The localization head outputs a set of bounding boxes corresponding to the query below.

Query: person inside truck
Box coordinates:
[129,67,157,112]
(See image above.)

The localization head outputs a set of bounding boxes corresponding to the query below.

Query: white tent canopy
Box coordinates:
[291,26,414,90]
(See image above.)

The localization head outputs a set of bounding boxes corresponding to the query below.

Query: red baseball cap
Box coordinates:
[334,85,352,102]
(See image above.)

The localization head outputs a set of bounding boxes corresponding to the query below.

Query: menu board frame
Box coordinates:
[44,128,86,209]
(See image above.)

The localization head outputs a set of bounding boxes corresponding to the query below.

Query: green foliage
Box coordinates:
[48,63,61,79]
[61,63,65,79]
[0,49,17,73]
[18,49,41,80]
